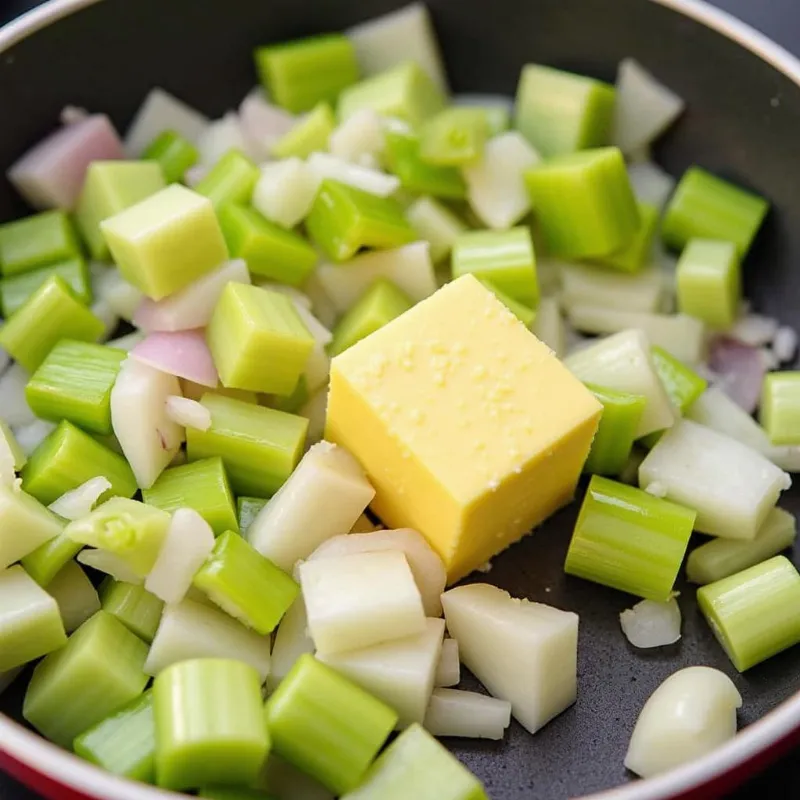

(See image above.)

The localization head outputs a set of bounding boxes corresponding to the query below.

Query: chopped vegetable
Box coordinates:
[268,596,315,693]
[0,420,25,487]
[594,202,659,274]
[583,385,646,476]
[434,638,460,687]
[194,149,259,209]
[0,482,63,571]
[100,578,164,643]
[0,256,91,317]
[239,88,296,161]
[419,107,488,166]
[196,113,251,167]
[761,371,800,445]
[271,102,336,159]
[406,196,467,263]
[532,296,566,356]
[45,561,100,633]
[142,129,199,183]
[77,549,142,584]
[676,239,740,329]
[124,88,208,157]
[650,345,708,413]
[251,158,319,229]
[619,597,682,648]
[238,496,268,535]
[627,160,676,212]
[560,261,663,314]
[307,152,400,198]
[423,688,512,740]
[165,395,212,430]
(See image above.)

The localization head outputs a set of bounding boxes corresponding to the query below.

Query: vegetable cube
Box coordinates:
[676,239,741,328]
[420,107,488,166]
[194,149,259,210]
[0,483,63,571]
[583,385,646,476]
[271,102,336,159]
[100,579,164,643]
[761,372,800,445]
[384,129,467,200]
[142,129,200,183]
[0,256,90,317]
[595,201,659,273]
[0,210,80,276]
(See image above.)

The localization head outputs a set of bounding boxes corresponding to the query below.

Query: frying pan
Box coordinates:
[0,0,799,798]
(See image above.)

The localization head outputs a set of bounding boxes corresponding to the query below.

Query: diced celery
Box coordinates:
[23,610,148,747]
[698,556,800,671]
[0,483,63,571]
[73,690,155,782]
[238,496,268,535]
[676,239,740,328]
[100,578,164,643]
[583,385,646,476]
[0,565,66,671]
[153,659,270,790]
[23,534,83,588]
[0,210,80,276]
[46,561,100,633]
[271,103,336,159]
[475,279,536,327]
[265,654,397,795]
[142,129,200,183]
[515,64,615,157]
[269,375,310,414]
[186,393,308,497]
[0,276,104,372]
[195,149,260,209]
[650,346,707,413]
[524,147,639,259]
[0,256,91,317]
[594,202,658,274]
[423,688,511,740]
[761,372,800,445]
[406,196,467,263]
[77,549,142,584]
[0,420,25,485]
[419,108,488,166]
[565,475,695,601]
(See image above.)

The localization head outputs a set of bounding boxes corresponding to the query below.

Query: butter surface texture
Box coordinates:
[326,274,601,582]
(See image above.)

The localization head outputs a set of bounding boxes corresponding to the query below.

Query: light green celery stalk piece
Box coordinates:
[153,658,270,790]
[100,578,165,643]
[0,420,25,473]
[306,178,416,262]
[75,161,166,260]
[23,610,149,747]
[761,372,800,445]
[194,149,260,210]
[25,340,126,435]
[143,456,238,536]
[0,276,104,372]
[73,689,156,782]
[270,375,310,414]
[583,385,646,477]
[265,654,397,795]
[687,507,796,585]
[0,565,66,672]
[406,196,467,263]
[564,475,695,601]
[341,723,488,800]
[255,34,359,113]
[271,103,336,159]
[0,257,91,317]
[45,561,100,634]
[515,64,616,157]
[142,129,199,184]
[338,61,445,127]
[676,238,741,328]
[0,483,63,571]
[524,147,640,259]
[23,535,84,588]
[0,210,80,276]
[419,108,489,166]
[193,530,298,635]
[384,129,467,200]
[64,498,171,578]
[595,202,659,274]
[661,166,769,258]
[186,393,308,498]
[330,279,412,356]
[474,279,535,327]
[237,497,268,535]
[207,282,315,395]
[698,555,800,671]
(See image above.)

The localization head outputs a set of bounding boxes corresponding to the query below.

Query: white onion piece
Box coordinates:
[145,508,215,604]
[13,419,56,456]
[560,262,663,314]
[134,259,250,332]
[184,165,209,188]
[728,313,779,346]
[708,336,766,414]
[303,272,338,329]
[90,299,119,342]
[131,330,218,388]
[0,365,35,428]
[165,396,211,431]
[238,87,295,161]
[298,389,327,449]
[619,598,681,648]
[197,112,250,166]
[307,152,400,197]
[267,597,315,693]
[124,87,209,157]
[643,481,668,499]
[773,326,798,363]
[46,562,100,633]
[8,115,124,210]
[612,59,685,154]
[434,638,460,687]
[77,548,143,584]
[627,161,676,213]
[48,477,111,521]
[625,667,741,778]
[329,109,385,165]
[251,159,319,229]
[106,332,145,353]
[92,267,143,322]
[424,688,512,740]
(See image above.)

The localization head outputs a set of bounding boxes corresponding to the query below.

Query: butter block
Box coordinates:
[326,274,601,582]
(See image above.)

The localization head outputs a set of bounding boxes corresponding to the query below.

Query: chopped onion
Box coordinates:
[643,482,668,499]
[267,597,315,693]
[165,395,212,431]
[106,332,145,352]
[77,548,143,584]
[619,597,681,648]
[708,336,766,414]
[124,87,209,156]
[299,389,327,449]
[131,330,218,387]
[434,638,460,687]
[303,272,339,329]
[238,87,296,161]
[90,299,119,342]
[48,477,111,521]
[251,158,319,229]
[197,112,250,166]
[92,266,143,322]
[423,688,512,740]
[13,419,56,456]
[627,161,676,213]
[306,152,400,197]
[729,313,779,347]
[773,326,798,363]
[0,365,36,428]
[329,108,385,165]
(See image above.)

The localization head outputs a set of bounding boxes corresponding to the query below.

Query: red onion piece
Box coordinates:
[708,336,766,414]
[131,330,218,387]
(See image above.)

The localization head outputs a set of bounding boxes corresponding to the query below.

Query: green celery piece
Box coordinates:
[0,565,66,672]
[330,279,412,356]
[75,161,166,260]
[22,535,83,588]
[187,393,308,498]
[595,202,659,274]
[661,166,769,259]
[21,419,137,506]
[207,282,314,395]
[26,340,126,435]
[470,105,510,136]
[451,227,538,306]
[0,257,90,317]
[0,275,104,372]
[193,530,299,635]
[143,456,238,536]
[419,108,489,166]
[0,420,25,472]
[100,578,165,643]
[270,375,310,414]
[384,130,467,200]
[200,789,276,800]
[340,723,488,800]
[583,385,646,477]
[0,210,80,276]
[515,64,616,157]
[238,497,268,535]
[338,61,445,127]
[217,204,317,286]
[564,475,695,601]
[101,184,229,301]
[0,482,63,571]
[271,102,336,159]
[524,147,640,259]
[306,178,416,262]
[761,371,800,445]
[142,129,200,184]
[698,555,800,671]
[650,345,708,414]
[676,238,741,329]
[195,149,260,210]
[64,498,171,578]
[153,658,270,790]
[255,34,359,113]
[687,507,796,585]
[73,690,155,782]
[23,610,148,747]
[265,654,397,795]
[406,196,468,263]
[475,279,536,327]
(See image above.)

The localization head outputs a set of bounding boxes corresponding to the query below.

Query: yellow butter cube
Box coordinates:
[326,274,602,582]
